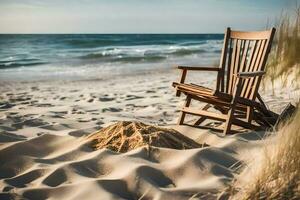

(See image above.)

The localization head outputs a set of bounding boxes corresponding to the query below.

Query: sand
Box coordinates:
[0,68,299,199]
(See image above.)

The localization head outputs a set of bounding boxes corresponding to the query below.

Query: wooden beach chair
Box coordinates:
[173,27,278,135]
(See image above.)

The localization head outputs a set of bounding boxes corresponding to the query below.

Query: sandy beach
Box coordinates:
[0,67,298,199]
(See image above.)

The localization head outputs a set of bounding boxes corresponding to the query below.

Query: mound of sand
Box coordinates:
[89,121,202,153]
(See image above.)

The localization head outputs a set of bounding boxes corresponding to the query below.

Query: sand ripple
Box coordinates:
[0,125,269,200]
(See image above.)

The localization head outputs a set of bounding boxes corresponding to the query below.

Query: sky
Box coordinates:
[0,0,297,33]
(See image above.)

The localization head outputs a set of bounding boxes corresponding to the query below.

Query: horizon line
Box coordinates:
[0,32,225,35]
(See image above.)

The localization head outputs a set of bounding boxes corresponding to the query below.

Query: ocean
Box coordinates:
[0,34,223,80]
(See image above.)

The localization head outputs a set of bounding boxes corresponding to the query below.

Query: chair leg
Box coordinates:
[223,77,243,135]
[177,95,192,125]
[223,97,240,135]
[223,108,234,135]
[246,106,253,123]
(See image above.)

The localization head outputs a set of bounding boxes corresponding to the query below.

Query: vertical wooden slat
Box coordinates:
[249,40,268,99]
[245,40,257,72]
[239,40,250,73]
[244,40,266,99]
[217,27,231,93]
[241,40,261,97]
[238,40,246,72]
[226,39,233,93]
[228,39,237,94]
[249,40,263,72]
[240,40,255,97]
[254,40,267,71]
[232,39,242,94]
[238,40,251,121]
[232,39,241,93]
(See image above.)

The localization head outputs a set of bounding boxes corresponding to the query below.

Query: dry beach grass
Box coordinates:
[230,106,300,200]
[265,6,300,88]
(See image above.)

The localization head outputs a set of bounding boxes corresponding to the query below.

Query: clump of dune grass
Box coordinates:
[230,106,300,200]
[265,6,300,89]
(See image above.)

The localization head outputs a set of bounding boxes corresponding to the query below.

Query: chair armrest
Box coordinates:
[235,71,265,79]
[175,66,221,97]
[178,66,221,71]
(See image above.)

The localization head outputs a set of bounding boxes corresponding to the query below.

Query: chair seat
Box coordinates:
[173,82,232,101]
[172,82,247,111]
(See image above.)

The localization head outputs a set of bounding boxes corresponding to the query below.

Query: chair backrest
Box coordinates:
[217,27,276,100]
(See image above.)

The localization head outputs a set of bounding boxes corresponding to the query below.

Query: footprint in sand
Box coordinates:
[35,103,54,107]
[76,116,98,122]
[98,97,116,102]
[77,118,92,123]
[5,93,14,97]
[102,107,123,112]
[146,90,156,93]
[9,96,32,103]
[30,86,39,91]
[0,102,15,109]
[9,112,19,115]
[91,112,100,115]
[89,94,97,98]
[96,120,104,125]
[49,113,66,119]
[69,107,86,114]
[157,86,168,90]
[23,119,49,127]
[51,111,68,115]
[87,98,94,103]
[125,95,144,101]
[0,131,26,142]
[76,110,86,114]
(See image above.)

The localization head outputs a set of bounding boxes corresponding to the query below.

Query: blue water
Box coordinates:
[0,34,223,80]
